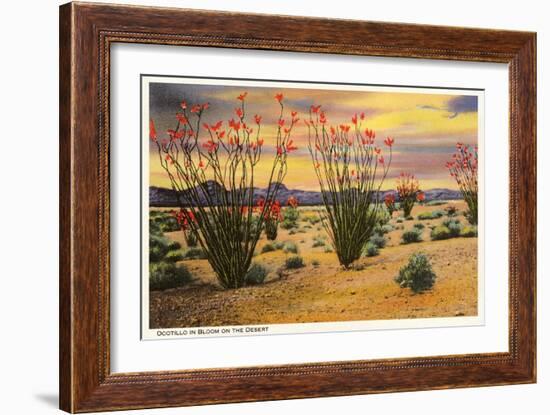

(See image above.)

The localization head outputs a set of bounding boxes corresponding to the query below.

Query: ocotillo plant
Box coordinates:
[150,92,298,288]
[446,142,478,224]
[396,173,420,217]
[172,208,198,247]
[306,108,394,268]
[384,193,397,216]
[258,198,283,240]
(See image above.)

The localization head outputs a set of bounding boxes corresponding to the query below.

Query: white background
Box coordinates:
[0,0,546,414]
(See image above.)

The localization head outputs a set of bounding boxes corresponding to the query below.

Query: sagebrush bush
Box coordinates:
[167,239,181,251]
[369,234,387,249]
[164,250,184,263]
[273,241,285,250]
[417,210,445,221]
[184,230,198,247]
[324,246,333,253]
[394,253,436,293]
[362,242,379,257]
[374,223,394,235]
[151,213,181,233]
[460,225,478,237]
[261,243,276,253]
[149,262,192,291]
[245,263,269,285]
[280,207,299,229]
[413,223,425,230]
[149,219,162,236]
[443,218,462,237]
[149,234,180,262]
[312,259,320,267]
[312,236,326,248]
[396,217,404,223]
[149,246,166,263]
[401,229,423,244]
[283,241,299,254]
[285,255,305,269]
[430,225,452,240]
[182,247,207,260]
[374,209,391,226]
[304,214,321,225]
[445,205,459,217]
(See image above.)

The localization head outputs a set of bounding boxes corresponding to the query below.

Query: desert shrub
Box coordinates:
[261,243,276,253]
[460,225,478,237]
[297,228,307,233]
[149,219,162,236]
[149,246,167,263]
[288,229,297,235]
[285,255,305,269]
[182,247,207,260]
[312,235,326,248]
[312,259,320,267]
[309,216,321,225]
[417,210,445,221]
[184,230,198,247]
[164,250,184,263]
[374,223,393,235]
[303,224,313,229]
[280,207,300,229]
[273,241,285,250]
[324,246,333,253]
[401,229,423,244]
[394,253,436,293]
[430,225,452,240]
[245,263,269,285]
[167,240,181,251]
[374,208,391,226]
[151,213,181,233]
[405,216,414,221]
[369,234,387,249]
[149,262,192,291]
[283,241,299,254]
[149,234,179,262]
[443,218,462,237]
[362,242,379,257]
[264,218,279,240]
[413,223,425,230]
[445,205,459,217]
[396,217,404,223]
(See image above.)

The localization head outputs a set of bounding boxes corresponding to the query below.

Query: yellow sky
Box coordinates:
[148,84,479,191]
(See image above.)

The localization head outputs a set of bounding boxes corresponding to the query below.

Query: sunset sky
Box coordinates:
[147,79,479,191]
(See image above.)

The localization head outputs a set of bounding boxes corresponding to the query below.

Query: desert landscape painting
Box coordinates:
[143,76,481,337]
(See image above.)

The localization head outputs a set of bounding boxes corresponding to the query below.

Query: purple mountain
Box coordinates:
[149,181,462,207]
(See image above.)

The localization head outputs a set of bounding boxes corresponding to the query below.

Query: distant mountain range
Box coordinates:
[149,182,462,207]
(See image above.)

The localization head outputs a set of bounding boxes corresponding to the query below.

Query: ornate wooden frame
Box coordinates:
[59,2,536,412]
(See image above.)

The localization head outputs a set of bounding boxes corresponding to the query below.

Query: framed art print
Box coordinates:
[59,2,536,412]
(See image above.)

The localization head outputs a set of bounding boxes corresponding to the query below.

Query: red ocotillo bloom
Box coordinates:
[384,193,397,216]
[306,106,394,268]
[396,172,421,218]
[151,92,298,288]
[446,142,478,224]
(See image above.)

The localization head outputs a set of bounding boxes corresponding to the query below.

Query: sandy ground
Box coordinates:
[149,201,478,328]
